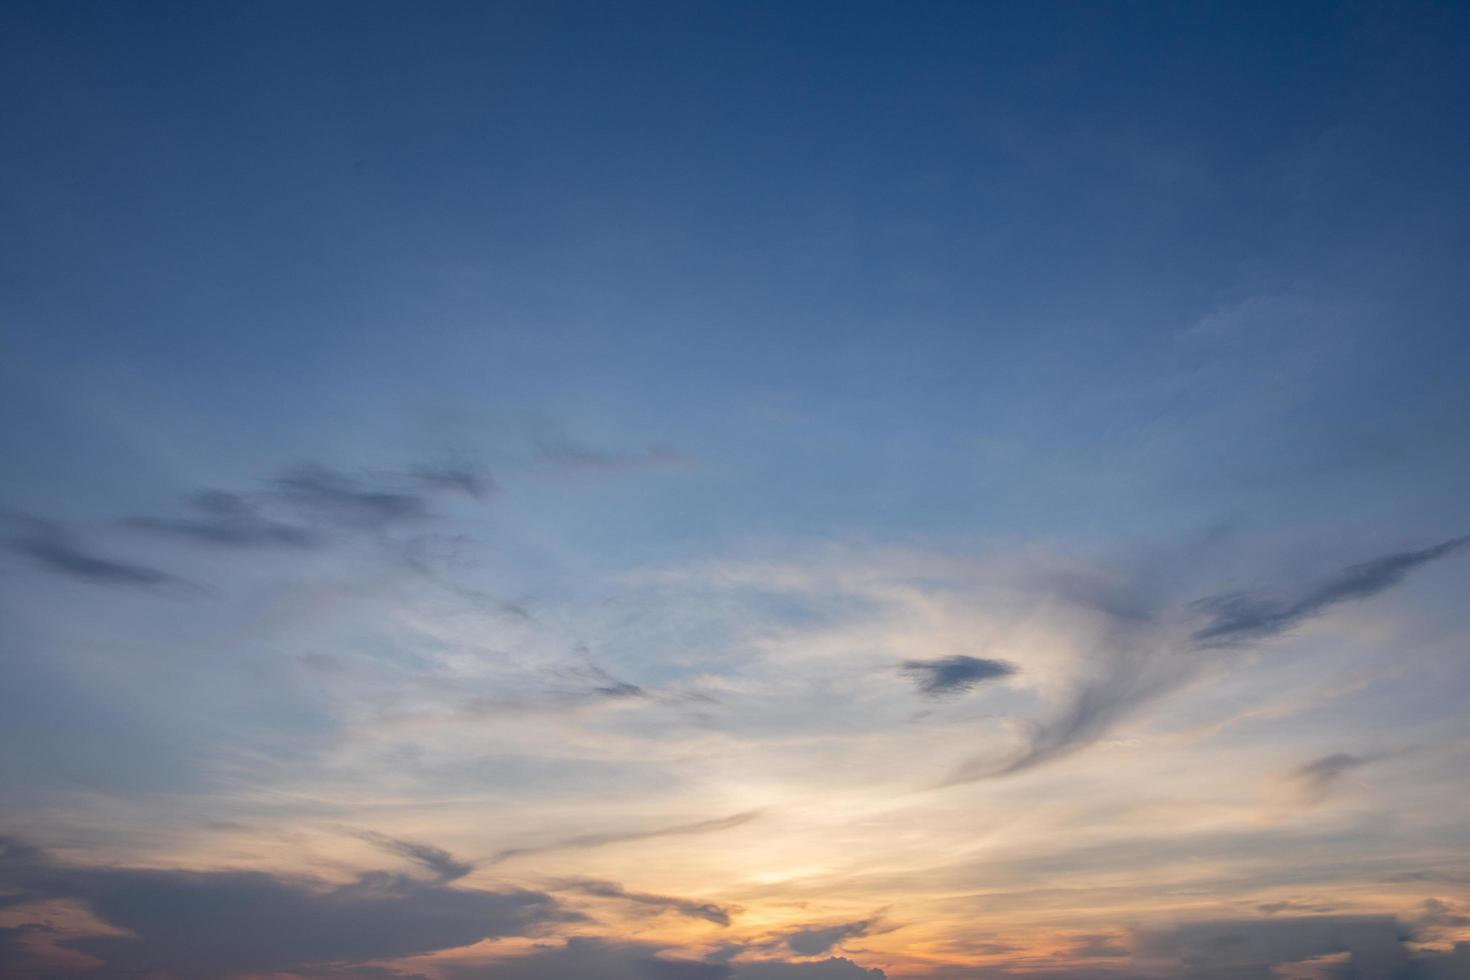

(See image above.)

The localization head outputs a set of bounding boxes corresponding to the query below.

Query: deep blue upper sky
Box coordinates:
[3,1,1468,551]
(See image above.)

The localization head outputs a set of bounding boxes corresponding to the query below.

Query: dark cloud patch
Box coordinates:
[347,829,474,882]
[1132,914,1450,979]
[782,919,876,956]
[0,835,564,978]
[1191,536,1468,647]
[489,810,762,866]
[563,878,734,925]
[273,464,435,530]
[126,490,319,548]
[902,656,1015,698]
[1259,900,1338,915]
[2,516,192,591]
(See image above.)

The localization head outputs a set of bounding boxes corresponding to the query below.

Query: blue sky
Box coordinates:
[2,3,1469,978]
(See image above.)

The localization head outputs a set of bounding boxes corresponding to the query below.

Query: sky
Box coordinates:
[2,2,1469,978]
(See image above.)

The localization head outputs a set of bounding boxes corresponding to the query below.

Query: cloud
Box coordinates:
[125,490,319,548]
[1133,914,1419,979]
[2,515,192,591]
[781,918,876,955]
[273,464,436,530]
[347,829,475,882]
[946,537,1465,783]
[1064,933,1129,958]
[902,655,1015,698]
[1191,536,1468,646]
[449,938,885,980]
[535,433,688,473]
[1282,753,1374,808]
[561,878,735,925]
[489,810,762,866]
[413,463,497,501]
[0,835,565,978]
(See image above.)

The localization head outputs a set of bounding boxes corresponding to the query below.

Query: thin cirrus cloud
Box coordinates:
[124,490,320,548]
[487,810,764,866]
[944,536,1467,784]
[561,878,736,926]
[1,514,194,591]
[1190,536,1470,646]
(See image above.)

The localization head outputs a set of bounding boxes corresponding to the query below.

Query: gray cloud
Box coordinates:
[444,938,885,980]
[0,836,565,978]
[126,490,319,548]
[489,809,762,866]
[902,656,1016,698]
[1191,536,1468,646]
[1132,914,1434,979]
[413,463,497,501]
[1284,752,1374,808]
[562,878,735,925]
[946,537,1465,783]
[535,433,688,473]
[781,918,877,956]
[273,464,436,530]
[2,515,192,591]
[347,829,475,883]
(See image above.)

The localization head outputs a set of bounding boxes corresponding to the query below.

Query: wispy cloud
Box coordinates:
[488,810,762,865]
[125,490,318,548]
[561,878,735,925]
[1191,536,1469,646]
[2,515,192,591]
[535,432,688,473]
[346,829,475,882]
[946,537,1466,783]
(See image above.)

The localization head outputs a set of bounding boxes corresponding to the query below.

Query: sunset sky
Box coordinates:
[3,3,1470,978]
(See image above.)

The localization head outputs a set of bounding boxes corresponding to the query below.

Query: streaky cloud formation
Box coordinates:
[901,655,1015,698]
[488,810,763,866]
[125,489,319,548]
[947,537,1466,783]
[440,938,886,980]
[1191,536,1470,647]
[347,829,476,883]
[562,878,736,926]
[1,514,192,591]
[272,464,437,530]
